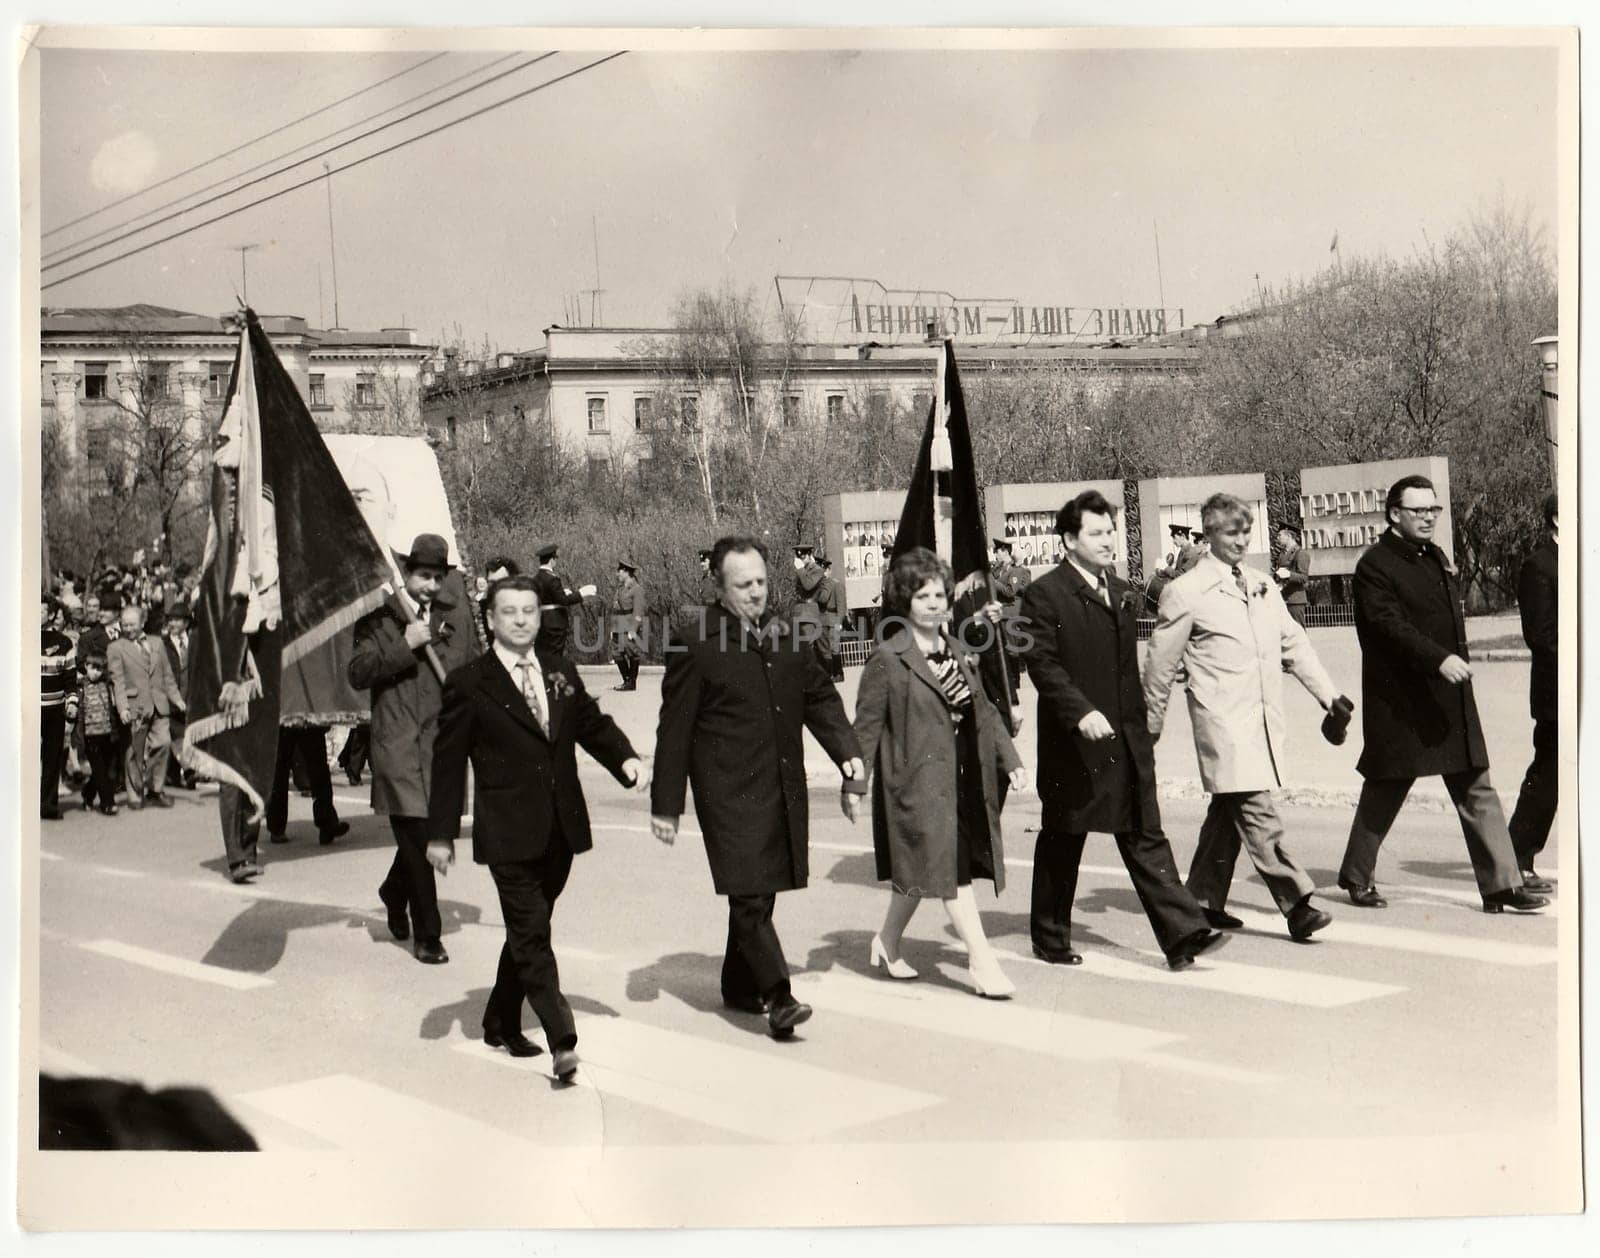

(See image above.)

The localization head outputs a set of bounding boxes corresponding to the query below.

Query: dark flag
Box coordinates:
[890,340,988,594]
[180,309,394,818]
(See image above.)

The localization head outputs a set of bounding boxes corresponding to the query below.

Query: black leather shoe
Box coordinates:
[1031,944,1084,966]
[1519,869,1554,894]
[1168,928,1228,971]
[319,820,350,846]
[379,887,410,941]
[767,995,812,1039]
[229,861,261,884]
[1287,898,1333,941]
[1203,908,1244,930]
[149,793,175,809]
[552,1048,580,1083]
[722,993,770,1015]
[414,938,449,964]
[484,1026,542,1057]
[1338,880,1388,909]
[268,831,290,845]
[1482,888,1549,914]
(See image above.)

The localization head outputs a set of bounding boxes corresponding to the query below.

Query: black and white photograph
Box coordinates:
[9,12,1587,1240]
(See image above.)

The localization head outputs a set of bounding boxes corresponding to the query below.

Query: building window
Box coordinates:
[444,416,457,447]
[587,395,609,434]
[208,362,231,400]
[356,372,377,408]
[309,374,327,407]
[782,393,801,427]
[826,394,845,423]
[84,362,109,401]
[84,423,109,465]
[681,395,700,432]
[634,395,654,431]
[142,367,170,401]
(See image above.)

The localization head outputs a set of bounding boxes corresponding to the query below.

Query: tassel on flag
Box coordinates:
[181,309,395,819]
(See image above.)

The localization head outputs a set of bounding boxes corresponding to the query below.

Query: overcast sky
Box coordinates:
[37,40,1560,352]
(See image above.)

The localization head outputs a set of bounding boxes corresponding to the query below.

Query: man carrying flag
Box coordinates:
[181,311,395,883]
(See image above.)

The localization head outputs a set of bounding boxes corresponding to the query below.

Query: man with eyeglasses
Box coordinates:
[1336,475,1548,915]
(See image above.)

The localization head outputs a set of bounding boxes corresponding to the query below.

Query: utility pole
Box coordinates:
[324,162,342,329]
[235,243,259,304]
[1152,219,1167,315]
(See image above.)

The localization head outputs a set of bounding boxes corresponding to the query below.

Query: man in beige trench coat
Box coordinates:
[1144,493,1354,943]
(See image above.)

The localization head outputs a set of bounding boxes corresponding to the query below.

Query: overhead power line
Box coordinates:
[44,52,448,240]
[43,53,559,277]
[44,52,521,265]
[41,53,628,293]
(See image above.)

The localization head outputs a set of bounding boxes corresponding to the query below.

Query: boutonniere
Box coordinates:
[1118,590,1140,616]
[1251,579,1270,599]
[544,669,577,701]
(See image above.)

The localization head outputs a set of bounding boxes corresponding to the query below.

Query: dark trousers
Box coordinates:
[382,816,442,944]
[338,725,369,778]
[1286,602,1308,627]
[1187,791,1316,916]
[1339,769,1520,897]
[265,726,338,837]
[219,784,260,870]
[164,717,189,787]
[722,893,792,1004]
[41,705,66,816]
[485,840,577,1051]
[1030,826,1208,958]
[82,735,120,809]
[1508,718,1558,869]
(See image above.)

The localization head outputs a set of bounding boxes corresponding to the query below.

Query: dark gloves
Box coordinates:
[1321,695,1355,746]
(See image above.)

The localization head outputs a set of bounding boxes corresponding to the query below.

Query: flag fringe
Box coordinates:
[280,586,389,668]
[176,740,266,825]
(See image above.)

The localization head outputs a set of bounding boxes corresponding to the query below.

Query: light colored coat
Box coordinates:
[1143,555,1340,793]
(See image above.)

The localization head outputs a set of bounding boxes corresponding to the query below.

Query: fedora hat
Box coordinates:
[402,533,451,569]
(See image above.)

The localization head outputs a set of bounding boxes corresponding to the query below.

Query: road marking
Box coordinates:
[793,967,1183,1061]
[88,865,147,879]
[183,876,277,901]
[78,939,275,990]
[993,944,1405,1009]
[38,1043,105,1078]
[236,1074,538,1153]
[593,821,703,840]
[454,1009,941,1143]
[1224,906,1556,967]
[39,850,64,862]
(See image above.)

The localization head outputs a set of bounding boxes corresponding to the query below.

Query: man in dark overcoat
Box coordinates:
[349,533,478,963]
[1020,490,1221,970]
[428,574,646,1083]
[1335,476,1547,914]
[650,536,863,1039]
[1508,493,1558,889]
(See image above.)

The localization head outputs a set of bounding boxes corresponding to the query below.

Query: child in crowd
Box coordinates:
[75,653,121,816]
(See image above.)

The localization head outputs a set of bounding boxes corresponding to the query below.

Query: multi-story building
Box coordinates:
[40,304,434,491]
[418,324,1203,468]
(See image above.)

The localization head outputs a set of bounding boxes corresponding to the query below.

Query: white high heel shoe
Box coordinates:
[870,934,918,980]
[967,952,1015,999]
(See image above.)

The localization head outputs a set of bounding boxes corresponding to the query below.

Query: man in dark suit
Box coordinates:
[650,536,864,1039]
[1336,476,1548,914]
[531,542,594,657]
[160,602,197,790]
[428,574,648,1083]
[1020,490,1223,971]
[1508,492,1558,889]
[349,534,478,964]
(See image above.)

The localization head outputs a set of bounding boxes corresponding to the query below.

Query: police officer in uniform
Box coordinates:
[991,538,1033,683]
[610,557,646,691]
[532,543,595,658]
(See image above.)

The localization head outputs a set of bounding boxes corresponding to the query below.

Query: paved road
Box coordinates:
[37,720,1561,1156]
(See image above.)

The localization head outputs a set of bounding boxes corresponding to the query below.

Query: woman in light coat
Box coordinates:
[845,548,1028,998]
[1142,493,1350,941]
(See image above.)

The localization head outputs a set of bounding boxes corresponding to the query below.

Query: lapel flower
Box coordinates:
[1253,580,1270,599]
[1118,589,1140,616]
[545,669,577,701]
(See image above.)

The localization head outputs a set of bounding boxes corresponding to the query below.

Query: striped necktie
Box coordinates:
[515,661,547,735]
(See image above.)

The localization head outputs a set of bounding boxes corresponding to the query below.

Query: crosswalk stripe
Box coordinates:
[39,850,64,862]
[455,1004,942,1143]
[88,865,146,879]
[792,966,1184,1059]
[992,943,1405,1008]
[236,1074,539,1152]
[78,939,275,990]
[1225,906,1555,967]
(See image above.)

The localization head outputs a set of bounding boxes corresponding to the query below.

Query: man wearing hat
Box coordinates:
[990,538,1033,682]
[816,555,846,682]
[349,533,478,964]
[609,558,646,691]
[161,601,198,790]
[696,549,718,606]
[532,543,596,658]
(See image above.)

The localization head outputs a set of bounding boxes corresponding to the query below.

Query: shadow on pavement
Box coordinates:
[1399,858,1478,883]
[624,951,774,1036]
[821,851,879,890]
[201,896,488,973]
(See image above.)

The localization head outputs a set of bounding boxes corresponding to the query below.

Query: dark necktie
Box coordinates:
[1231,565,1250,598]
[1096,571,1111,609]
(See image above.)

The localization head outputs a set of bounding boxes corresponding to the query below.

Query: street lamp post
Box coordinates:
[1532,334,1558,489]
